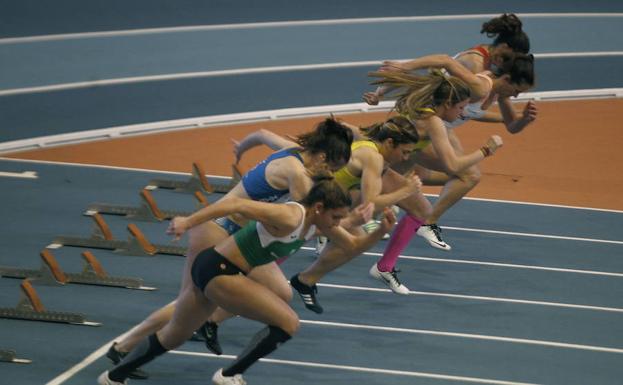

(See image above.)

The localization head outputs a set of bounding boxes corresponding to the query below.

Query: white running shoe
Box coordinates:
[97,371,127,385]
[369,263,410,295]
[315,236,328,255]
[416,224,451,251]
[212,368,247,385]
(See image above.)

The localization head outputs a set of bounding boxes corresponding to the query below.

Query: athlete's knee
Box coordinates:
[279,284,294,303]
[279,309,300,336]
[268,279,293,303]
[461,166,481,187]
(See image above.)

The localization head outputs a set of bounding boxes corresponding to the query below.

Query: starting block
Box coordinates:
[0,279,100,326]
[0,349,31,364]
[0,249,156,290]
[146,162,240,194]
[53,223,186,256]
[85,189,192,222]
[194,190,209,207]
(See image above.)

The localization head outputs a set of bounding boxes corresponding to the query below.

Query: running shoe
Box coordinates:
[105,343,149,379]
[212,368,247,385]
[195,321,223,355]
[416,224,451,251]
[97,371,127,385]
[369,263,410,295]
[290,273,323,314]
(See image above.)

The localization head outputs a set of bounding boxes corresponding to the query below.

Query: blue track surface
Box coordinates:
[1,158,622,385]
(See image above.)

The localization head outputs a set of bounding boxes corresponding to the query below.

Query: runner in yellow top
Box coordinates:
[287,116,432,309]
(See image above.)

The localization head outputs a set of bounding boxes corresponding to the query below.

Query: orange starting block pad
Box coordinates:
[85,188,192,222]
[52,223,185,256]
[146,162,240,194]
[0,279,100,326]
[0,250,156,290]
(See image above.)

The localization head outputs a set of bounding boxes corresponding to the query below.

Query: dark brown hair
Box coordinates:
[481,13,530,54]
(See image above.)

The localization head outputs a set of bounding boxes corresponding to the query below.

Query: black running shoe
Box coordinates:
[290,274,323,314]
[195,321,223,355]
[190,329,206,342]
[105,343,149,380]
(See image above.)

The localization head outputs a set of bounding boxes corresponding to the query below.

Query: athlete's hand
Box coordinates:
[231,139,242,164]
[522,100,538,122]
[363,91,380,105]
[484,135,504,155]
[378,206,397,234]
[351,202,375,226]
[379,60,407,72]
[167,216,190,241]
[401,171,422,195]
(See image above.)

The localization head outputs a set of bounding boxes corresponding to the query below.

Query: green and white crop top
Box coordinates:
[233,202,317,267]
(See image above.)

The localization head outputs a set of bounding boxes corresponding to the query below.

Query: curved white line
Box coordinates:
[171,351,543,385]
[2,12,623,44]
[2,155,623,214]
[298,247,623,276]
[317,282,623,313]
[443,226,623,245]
[1,52,622,97]
[300,319,623,354]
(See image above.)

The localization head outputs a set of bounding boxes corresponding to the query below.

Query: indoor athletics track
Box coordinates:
[1,2,622,385]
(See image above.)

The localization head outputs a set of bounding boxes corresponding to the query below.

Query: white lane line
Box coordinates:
[299,247,623,277]
[317,283,623,313]
[3,156,623,215]
[45,328,136,385]
[171,351,542,385]
[2,12,623,44]
[455,195,623,214]
[1,52,622,97]
[443,226,623,245]
[537,52,623,58]
[0,62,376,96]
[0,170,38,179]
[300,320,623,354]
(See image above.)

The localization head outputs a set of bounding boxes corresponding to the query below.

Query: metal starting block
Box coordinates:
[0,249,156,290]
[85,188,192,222]
[0,349,31,364]
[0,279,100,326]
[146,162,240,194]
[53,223,185,256]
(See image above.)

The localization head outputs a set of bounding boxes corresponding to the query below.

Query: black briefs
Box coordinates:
[191,247,244,292]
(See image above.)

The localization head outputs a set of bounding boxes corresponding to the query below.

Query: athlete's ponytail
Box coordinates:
[296,118,353,167]
[369,69,471,120]
[481,13,530,54]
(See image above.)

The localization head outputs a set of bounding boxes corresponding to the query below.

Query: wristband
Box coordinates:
[480,146,492,157]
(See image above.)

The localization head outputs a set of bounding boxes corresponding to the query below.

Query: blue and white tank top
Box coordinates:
[241,148,303,202]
